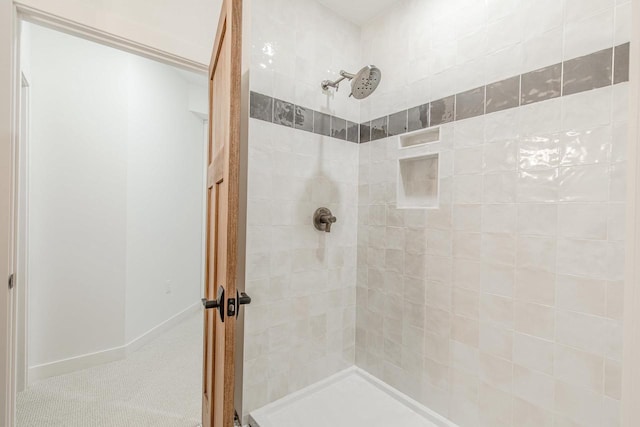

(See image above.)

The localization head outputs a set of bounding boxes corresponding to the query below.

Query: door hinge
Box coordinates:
[8,273,15,290]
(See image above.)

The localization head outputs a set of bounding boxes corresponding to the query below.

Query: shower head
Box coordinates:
[349,65,382,99]
[321,65,382,99]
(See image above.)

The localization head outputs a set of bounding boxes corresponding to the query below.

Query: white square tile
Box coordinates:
[563,9,615,59]
[558,203,609,239]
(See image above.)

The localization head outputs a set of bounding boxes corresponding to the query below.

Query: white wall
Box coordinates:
[0,1,16,424]
[28,24,129,366]
[26,23,206,373]
[16,21,32,393]
[0,0,222,422]
[15,0,222,66]
[125,55,206,342]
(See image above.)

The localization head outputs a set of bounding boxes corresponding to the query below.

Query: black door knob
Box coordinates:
[202,286,225,322]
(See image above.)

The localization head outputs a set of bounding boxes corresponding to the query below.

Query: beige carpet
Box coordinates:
[18,311,203,427]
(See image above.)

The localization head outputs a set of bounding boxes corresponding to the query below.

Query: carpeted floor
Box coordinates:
[17,311,203,427]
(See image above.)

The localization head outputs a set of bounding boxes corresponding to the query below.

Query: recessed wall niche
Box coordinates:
[399,127,440,149]
[397,153,439,209]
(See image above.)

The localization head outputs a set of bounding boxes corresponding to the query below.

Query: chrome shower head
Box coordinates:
[321,65,382,100]
[349,65,382,99]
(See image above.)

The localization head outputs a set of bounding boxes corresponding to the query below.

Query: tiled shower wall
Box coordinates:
[242,0,360,418]
[356,1,629,427]
[359,0,630,123]
[248,0,361,122]
[245,0,631,425]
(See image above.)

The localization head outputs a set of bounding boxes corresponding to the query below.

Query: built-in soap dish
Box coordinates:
[397,153,439,209]
[399,127,439,149]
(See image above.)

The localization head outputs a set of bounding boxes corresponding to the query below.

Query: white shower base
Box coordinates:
[248,367,457,427]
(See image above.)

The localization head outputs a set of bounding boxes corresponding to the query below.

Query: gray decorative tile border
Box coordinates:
[563,48,613,96]
[331,116,347,140]
[388,110,408,136]
[456,86,485,120]
[250,42,630,144]
[249,92,272,122]
[371,116,388,140]
[521,63,562,105]
[273,99,294,127]
[614,43,630,85]
[250,90,359,143]
[486,76,520,114]
[313,111,331,137]
[431,95,455,126]
[408,104,429,132]
[294,105,313,132]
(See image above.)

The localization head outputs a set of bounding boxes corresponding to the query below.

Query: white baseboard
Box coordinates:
[125,302,201,355]
[28,345,126,384]
[28,302,201,384]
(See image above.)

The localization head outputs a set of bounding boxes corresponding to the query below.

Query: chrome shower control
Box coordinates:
[313,207,337,233]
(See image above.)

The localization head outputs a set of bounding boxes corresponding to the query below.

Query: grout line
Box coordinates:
[483,84,487,116]
[560,55,565,98]
[518,73,522,109]
[611,45,617,87]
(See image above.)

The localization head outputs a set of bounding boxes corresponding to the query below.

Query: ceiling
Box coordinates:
[315,0,400,26]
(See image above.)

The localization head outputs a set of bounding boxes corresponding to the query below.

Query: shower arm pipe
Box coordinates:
[321,70,355,91]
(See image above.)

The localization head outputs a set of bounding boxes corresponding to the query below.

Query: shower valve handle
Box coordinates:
[313,207,337,233]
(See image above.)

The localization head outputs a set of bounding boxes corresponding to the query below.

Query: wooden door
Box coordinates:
[202,0,242,426]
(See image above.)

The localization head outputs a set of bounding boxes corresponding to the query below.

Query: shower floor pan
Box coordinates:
[248,367,456,427]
